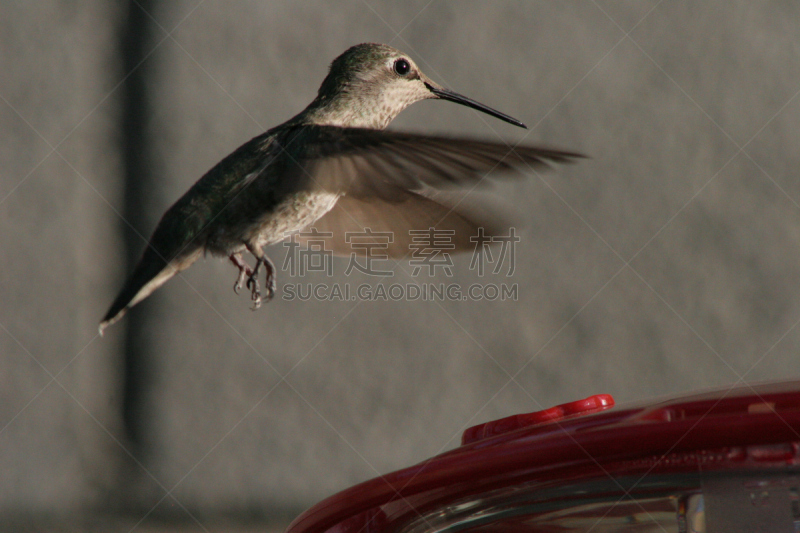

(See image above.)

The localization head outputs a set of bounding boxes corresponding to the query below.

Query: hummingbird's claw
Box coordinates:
[233,272,245,294]
[241,253,276,310]
[229,253,254,295]
[263,255,277,303]
[265,273,276,302]
[246,273,262,309]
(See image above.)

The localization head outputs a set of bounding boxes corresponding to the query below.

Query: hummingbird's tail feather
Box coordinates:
[99,246,202,335]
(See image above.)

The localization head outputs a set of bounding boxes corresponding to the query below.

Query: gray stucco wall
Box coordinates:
[2,1,799,530]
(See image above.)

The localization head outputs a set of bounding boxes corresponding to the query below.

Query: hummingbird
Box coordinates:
[99,43,582,334]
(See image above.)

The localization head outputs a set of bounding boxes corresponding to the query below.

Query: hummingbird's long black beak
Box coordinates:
[425,82,527,129]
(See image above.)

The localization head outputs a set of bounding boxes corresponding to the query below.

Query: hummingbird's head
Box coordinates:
[303,43,526,130]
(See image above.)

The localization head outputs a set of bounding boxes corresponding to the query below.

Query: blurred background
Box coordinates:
[2,1,800,531]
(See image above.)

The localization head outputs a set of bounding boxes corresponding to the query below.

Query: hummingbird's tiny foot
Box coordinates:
[246,274,261,302]
[245,262,263,308]
[241,248,276,308]
[248,275,263,309]
[262,255,277,302]
[233,271,246,294]
[229,253,254,295]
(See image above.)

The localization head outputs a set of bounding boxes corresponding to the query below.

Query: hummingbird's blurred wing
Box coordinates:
[293,125,584,201]
[289,126,583,257]
[295,189,496,258]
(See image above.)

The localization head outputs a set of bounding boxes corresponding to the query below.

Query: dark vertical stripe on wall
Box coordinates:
[118,0,157,454]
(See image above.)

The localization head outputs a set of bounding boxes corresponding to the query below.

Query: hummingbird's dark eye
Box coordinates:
[393,58,411,76]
